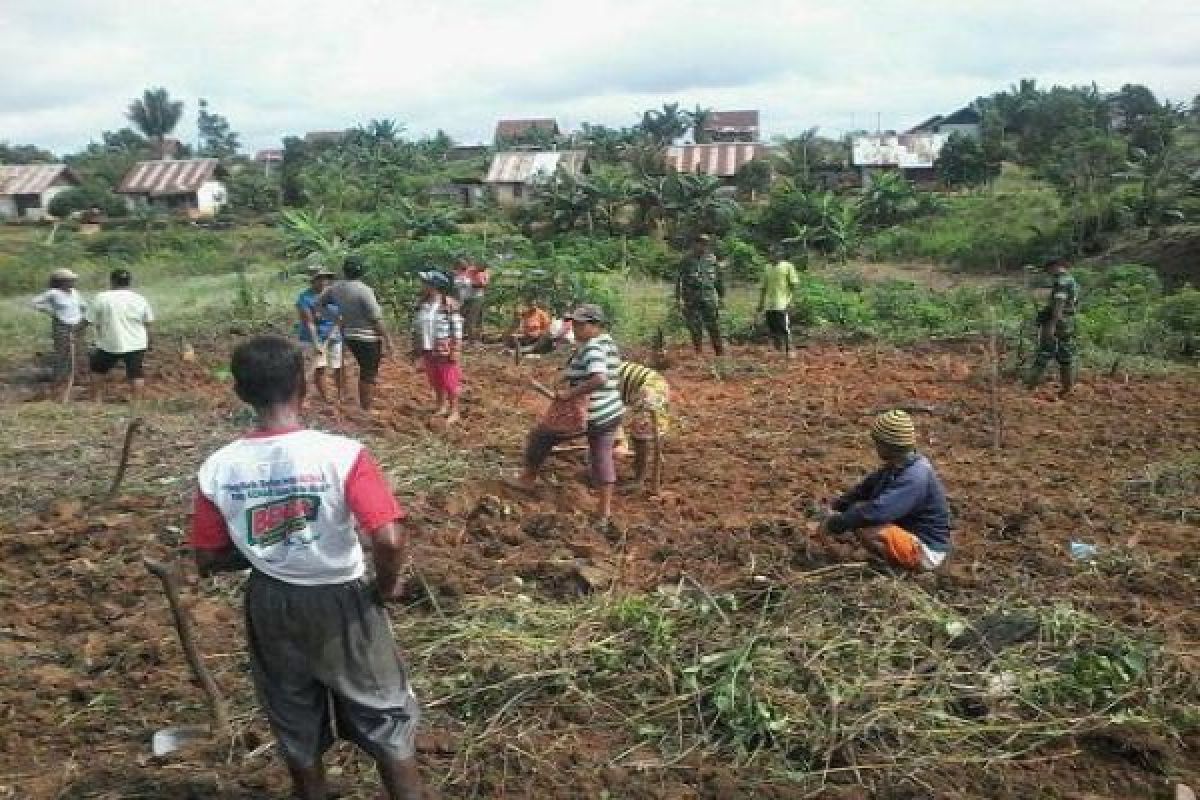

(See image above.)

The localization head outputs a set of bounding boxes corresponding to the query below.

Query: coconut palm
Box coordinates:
[640,103,690,147]
[688,106,714,144]
[126,88,184,159]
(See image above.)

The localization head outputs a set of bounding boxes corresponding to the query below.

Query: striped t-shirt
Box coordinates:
[616,361,658,405]
[565,333,624,427]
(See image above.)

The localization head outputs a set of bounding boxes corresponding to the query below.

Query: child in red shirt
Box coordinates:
[190,334,425,800]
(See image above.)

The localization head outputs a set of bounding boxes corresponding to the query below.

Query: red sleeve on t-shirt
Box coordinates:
[190,491,233,551]
[345,449,406,536]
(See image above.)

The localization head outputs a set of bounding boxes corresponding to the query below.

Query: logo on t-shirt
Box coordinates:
[246,494,322,547]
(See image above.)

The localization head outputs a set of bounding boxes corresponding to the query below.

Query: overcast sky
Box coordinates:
[3,0,1198,155]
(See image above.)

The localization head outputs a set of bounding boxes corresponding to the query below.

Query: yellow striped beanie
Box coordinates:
[870,410,916,448]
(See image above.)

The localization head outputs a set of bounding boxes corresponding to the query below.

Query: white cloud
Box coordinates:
[0,0,1197,153]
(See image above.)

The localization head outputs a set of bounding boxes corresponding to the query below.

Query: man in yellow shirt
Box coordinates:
[757,248,801,358]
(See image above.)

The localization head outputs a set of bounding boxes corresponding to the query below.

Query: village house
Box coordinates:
[494,119,559,147]
[430,178,487,208]
[484,150,587,207]
[0,164,81,220]
[851,133,948,186]
[253,149,284,174]
[906,107,983,139]
[665,143,771,187]
[117,158,229,217]
[703,110,761,143]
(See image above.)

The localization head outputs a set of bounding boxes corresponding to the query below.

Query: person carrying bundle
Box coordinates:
[819,410,952,572]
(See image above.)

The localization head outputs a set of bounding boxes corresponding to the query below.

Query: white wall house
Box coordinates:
[484,150,587,207]
[0,165,81,220]
[117,158,228,217]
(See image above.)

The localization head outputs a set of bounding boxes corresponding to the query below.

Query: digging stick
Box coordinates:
[530,380,556,400]
[144,559,230,736]
[60,330,76,405]
[650,410,664,495]
[103,417,144,505]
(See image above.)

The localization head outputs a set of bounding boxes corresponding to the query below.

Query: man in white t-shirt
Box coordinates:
[86,268,154,403]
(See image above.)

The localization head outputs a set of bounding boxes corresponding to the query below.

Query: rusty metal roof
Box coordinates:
[0,164,79,196]
[704,110,760,132]
[494,118,559,141]
[665,144,770,178]
[851,134,948,169]
[117,159,222,196]
[485,150,587,184]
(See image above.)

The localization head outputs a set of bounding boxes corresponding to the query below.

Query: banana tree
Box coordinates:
[583,168,632,236]
[279,208,347,263]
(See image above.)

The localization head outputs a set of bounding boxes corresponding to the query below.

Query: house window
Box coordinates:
[513,185,524,198]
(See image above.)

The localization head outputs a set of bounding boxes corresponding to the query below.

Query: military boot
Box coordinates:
[1058,363,1074,397]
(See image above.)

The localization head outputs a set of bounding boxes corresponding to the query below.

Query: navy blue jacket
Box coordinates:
[827,453,951,552]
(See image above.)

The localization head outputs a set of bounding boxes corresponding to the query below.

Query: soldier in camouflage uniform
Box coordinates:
[675,235,725,356]
[1026,257,1080,396]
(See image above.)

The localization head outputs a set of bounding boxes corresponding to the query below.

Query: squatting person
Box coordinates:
[820,410,952,572]
[189,335,425,800]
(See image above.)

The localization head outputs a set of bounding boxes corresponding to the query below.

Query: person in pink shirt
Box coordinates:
[189,335,425,800]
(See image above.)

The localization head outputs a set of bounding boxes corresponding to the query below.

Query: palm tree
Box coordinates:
[688,106,714,144]
[640,103,690,147]
[126,88,184,159]
[583,168,632,236]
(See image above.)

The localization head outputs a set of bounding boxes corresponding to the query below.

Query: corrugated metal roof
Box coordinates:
[665,144,770,178]
[704,110,760,132]
[485,150,587,184]
[0,164,78,196]
[254,149,283,162]
[851,134,948,169]
[494,119,559,140]
[117,159,221,196]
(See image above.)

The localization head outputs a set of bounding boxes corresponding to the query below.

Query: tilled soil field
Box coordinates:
[1,341,1197,799]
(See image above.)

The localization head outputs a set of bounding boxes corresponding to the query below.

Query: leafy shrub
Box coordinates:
[47,184,127,218]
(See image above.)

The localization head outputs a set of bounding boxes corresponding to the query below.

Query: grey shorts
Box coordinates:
[245,571,420,767]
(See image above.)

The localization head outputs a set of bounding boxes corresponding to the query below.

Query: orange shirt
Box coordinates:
[519,308,551,337]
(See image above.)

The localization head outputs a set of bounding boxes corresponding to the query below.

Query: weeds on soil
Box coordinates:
[385,568,1194,794]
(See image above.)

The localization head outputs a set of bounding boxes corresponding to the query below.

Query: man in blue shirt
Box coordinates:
[296,265,343,404]
[820,410,952,572]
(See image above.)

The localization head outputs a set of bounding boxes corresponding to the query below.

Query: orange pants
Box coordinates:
[866,524,925,571]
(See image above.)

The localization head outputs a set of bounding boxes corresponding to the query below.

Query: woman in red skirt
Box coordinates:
[412,271,464,426]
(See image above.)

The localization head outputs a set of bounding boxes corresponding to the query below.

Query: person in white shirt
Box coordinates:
[86,268,154,403]
[30,268,86,385]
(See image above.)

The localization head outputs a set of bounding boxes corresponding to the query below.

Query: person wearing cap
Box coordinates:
[296,266,343,405]
[819,410,951,572]
[676,235,725,356]
[321,255,393,412]
[1026,257,1080,397]
[412,270,464,425]
[453,255,490,344]
[86,268,155,404]
[513,304,624,522]
[31,268,87,386]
